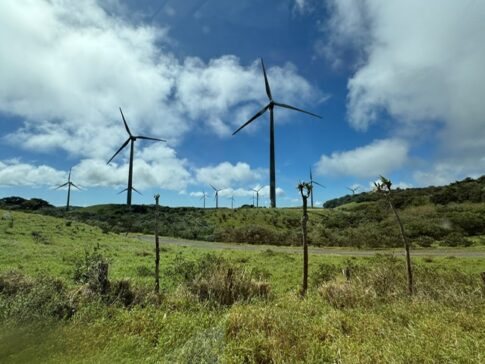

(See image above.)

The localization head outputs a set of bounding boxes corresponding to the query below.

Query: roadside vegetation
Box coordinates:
[1,210,484,362]
[2,176,484,248]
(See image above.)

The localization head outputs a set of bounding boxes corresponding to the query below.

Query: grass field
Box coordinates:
[1,210,484,363]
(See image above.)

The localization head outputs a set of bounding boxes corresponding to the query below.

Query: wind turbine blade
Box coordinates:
[309,167,312,181]
[313,181,326,188]
[119,107,132,136]
[257,186,264,192]
[232,104,270,135]
[71,183,81,190]
[261,58,272,100]
[210,184,218,191]
[68,168,72,181]
[56,182,68,189]
[273,102,322,119]
[107,138,130,164]
[346,187,353,192]
[118,188,128,195]
[136,136,167,142]
[132,187,142,195]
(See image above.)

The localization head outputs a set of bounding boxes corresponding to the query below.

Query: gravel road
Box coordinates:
[135,235,485,257]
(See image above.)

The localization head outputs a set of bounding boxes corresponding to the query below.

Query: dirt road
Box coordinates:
[135,235,485,257]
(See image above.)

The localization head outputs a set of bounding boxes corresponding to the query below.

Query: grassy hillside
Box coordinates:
[2,176,485,248]
[1,210,484,363]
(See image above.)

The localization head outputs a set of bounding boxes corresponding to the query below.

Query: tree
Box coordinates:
[374,176,414,295]
[297,181,312,297]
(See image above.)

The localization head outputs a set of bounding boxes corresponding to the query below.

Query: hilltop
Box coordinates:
[323,175,485,208]
[1,176,484,248]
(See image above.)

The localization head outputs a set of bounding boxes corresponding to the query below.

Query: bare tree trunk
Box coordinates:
[154,194,160,293]
[301,195,309,297]
[387,196,414,295]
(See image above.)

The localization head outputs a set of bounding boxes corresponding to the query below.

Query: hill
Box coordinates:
[323,175,485,208]
[1,176,484,248]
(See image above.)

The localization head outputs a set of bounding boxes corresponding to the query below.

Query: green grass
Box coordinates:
[1,210,484,363]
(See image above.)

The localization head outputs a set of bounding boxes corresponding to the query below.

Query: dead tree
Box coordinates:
[374,176,414,295]
[154,194,160,293]
[297,182,312,297]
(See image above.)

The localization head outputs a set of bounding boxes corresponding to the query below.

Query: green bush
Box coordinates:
[165,253,270,306]
[72,245,109,293]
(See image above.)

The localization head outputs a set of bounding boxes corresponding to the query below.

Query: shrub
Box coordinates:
[415,236,434,248]
[72,245,109,294]
[31,231,50,245]
[136,266,154,277]
[318,281,374,309]
[166,253,270,306]
[311,263,339,286]
[0,272,74,321]
[442,232,471,247]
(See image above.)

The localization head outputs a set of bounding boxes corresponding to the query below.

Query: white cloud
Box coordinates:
[190,191,205,198]
[315,139,408,178]
[195,162,265,188]
[0,143,191,190]
[413,158,485,187]
[325,0,485,180]
[0,160,66,187]
[0,0,320,161]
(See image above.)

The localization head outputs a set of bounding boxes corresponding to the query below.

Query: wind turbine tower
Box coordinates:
[233,58,321,208]
[56,168,80,211]
[252,186,264,208]
[200,191,208,208]
[347,186,360,196]
[309,168,325,208]
[210,184,224,209]
[107,108,166,207]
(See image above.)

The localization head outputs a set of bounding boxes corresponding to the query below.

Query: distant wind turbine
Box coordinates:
[107,107,166,207]
[228,196,235,209]
[347,186,360,195]
[56,168,80,211]
[252,186,264,208]
[210,184,224,209]
[232,58,321,208]
[200,191,208,208]
[309,168,325,208]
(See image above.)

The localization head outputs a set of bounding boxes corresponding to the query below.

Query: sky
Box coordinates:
[1,0,484,208]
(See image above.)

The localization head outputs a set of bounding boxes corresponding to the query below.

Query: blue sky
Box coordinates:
[0,0,484,208]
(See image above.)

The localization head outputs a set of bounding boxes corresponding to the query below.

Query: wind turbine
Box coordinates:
[228,196,235,209]
[200,191,208,208]
[252,186,264,208]
[107,107,166,207]
[232,58,321,208]
[56,168,80,211]
[347,186,360,195]
[309,168,325,208]
[210,184,224,209]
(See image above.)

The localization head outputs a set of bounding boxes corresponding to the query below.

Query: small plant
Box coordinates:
[72,244,109,294]
[31,231,50,244]
[311,262,339,286]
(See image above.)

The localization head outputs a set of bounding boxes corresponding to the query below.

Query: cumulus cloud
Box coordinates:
[0,143,191,190]
[413,157,485,187]
[0,0,320,160]
[0,160,66,187]
[195,162,265,188]
[315,139,408,178]
[325,0,485,180]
